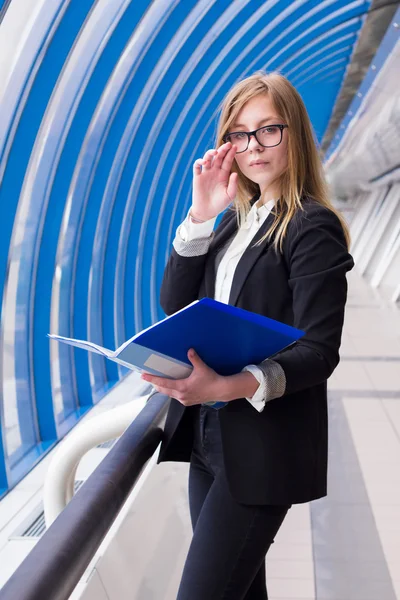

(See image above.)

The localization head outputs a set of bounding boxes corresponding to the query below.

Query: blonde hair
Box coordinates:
[215,71,350,252]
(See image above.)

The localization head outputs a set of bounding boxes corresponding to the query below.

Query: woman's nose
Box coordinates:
[247,133,263,150]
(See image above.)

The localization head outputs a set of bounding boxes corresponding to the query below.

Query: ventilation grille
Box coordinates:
[12,480,85,539]
[23,511,46,538]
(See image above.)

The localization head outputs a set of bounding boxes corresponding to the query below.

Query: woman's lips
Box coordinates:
[250,161,269,167]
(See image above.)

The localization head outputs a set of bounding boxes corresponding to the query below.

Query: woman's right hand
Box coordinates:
[191,141,238,222]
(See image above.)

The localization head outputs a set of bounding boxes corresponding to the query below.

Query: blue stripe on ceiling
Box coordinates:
[71,0,151,397]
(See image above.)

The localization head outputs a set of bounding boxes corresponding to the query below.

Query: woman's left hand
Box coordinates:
[141,348,227,407]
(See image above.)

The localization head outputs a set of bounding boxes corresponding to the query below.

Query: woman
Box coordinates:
[141,71,354,599]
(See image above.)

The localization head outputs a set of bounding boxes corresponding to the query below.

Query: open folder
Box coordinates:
[48,297,304,409]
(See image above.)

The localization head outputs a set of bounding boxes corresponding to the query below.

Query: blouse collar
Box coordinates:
[241,197,277,230]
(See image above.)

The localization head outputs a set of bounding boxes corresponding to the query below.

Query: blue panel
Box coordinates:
[0,0,68,494]
[27,0,98,439]
[0,7,69,464]
[291,45,354,89]
[0,0,97,490]
[77,0,157,385]
[71,2,150,402]
[280,19,361,76]
[44,1,147,408]
[259,2,369,140]
[299,79,345,141]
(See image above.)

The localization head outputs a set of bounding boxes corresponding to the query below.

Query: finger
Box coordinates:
[153,385,179,398]
[227,171,238,201]
[201,149,218,170]
[212,142,232,168]
[187,348,206,368]
[177,398,194,407]
[220,144,237,172]
[193,152,216,175]
[193,158,204,176]
[202,149,217,160]
[213,142,236,170]
[141,373,182,390]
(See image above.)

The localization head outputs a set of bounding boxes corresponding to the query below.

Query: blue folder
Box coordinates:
[48,298,304,409]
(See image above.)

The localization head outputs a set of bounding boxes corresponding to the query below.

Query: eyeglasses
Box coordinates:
[222,124,288,153]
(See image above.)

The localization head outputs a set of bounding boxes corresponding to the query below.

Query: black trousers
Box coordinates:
[176,405,291,600]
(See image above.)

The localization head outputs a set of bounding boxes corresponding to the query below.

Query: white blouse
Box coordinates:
[175,198,277,412]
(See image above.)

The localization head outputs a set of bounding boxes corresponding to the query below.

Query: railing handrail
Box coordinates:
[43,389,154,527]
[0,393,170,600]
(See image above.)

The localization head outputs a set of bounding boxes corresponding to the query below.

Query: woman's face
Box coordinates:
[230,93,288,197]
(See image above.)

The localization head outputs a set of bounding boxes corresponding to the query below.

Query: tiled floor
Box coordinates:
[0,269,399,599]
[309,270,400,600]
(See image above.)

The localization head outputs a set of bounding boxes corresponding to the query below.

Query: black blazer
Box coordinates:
[157,196,354,505]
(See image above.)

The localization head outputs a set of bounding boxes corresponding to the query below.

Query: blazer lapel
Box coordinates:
[228,209,276,306]
[208,194,260,256]
[203,194,267,301]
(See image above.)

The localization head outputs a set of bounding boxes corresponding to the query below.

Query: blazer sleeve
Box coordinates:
[159,249,209,316]
[159,209,232,316]
[271,202,355,395]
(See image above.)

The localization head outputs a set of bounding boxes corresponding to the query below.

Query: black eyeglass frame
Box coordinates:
[222,123,288,153]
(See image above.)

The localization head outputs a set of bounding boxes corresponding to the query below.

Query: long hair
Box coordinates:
[215,71,351,251]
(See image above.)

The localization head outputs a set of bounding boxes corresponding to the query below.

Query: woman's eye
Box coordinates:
[231,132,246,140]
[264,126,278,134]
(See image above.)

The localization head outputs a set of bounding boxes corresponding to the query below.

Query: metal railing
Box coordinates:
[43,387,155,527]
[0,393,170,600]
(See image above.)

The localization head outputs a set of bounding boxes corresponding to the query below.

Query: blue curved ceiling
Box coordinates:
[0,0,372,492]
